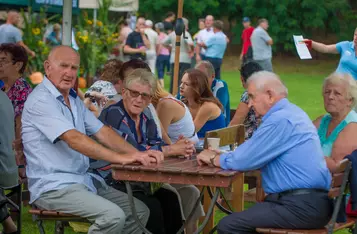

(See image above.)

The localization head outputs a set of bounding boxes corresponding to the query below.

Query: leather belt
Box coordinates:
[278,188,328,196]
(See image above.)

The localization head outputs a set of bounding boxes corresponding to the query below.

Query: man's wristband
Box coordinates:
[18,165,25,169]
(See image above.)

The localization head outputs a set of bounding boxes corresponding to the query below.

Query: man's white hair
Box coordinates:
[247,71,288,96]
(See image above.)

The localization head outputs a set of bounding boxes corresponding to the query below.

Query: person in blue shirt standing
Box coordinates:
[198,20,227,80]
[195,60,230,126]
[303,28,357,80]
[197,71,333,233]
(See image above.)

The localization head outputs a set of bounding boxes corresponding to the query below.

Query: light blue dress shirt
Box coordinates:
[336,41,357,80]
[22,77,105,203]
[204,31,227,59]
[220,98,331,194]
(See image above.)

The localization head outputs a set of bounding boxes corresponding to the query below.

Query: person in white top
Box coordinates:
[144,20,158,74]
[151,82,204,234]
[195,15,215,62]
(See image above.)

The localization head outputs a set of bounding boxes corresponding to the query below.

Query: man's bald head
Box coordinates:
[44,46,80,97]
[205,15,214,28]
[7,10,19,25]
[247,71,288,117]
[47,45,79,62]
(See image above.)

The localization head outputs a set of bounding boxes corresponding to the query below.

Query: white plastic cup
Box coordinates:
[207,138,220,150]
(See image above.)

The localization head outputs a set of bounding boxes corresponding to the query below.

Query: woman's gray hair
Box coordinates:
[247,71,288,96]
[124,68,157,95]
[323,72,357,107]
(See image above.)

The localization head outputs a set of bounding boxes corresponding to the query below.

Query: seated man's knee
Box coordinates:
[189,186,201,199]
[103,205,126,230]
[217,214,237,234]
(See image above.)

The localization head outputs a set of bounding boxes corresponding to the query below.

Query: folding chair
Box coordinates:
[256,159,356,234]
[1,184,22,234]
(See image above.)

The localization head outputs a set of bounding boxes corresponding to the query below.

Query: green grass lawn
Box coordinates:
[5,57,352,233]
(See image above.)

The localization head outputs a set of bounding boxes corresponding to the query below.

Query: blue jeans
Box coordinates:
[156,55,170,79]
[205,57,223,79]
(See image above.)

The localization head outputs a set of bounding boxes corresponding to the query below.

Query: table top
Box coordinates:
[111,157,241,187]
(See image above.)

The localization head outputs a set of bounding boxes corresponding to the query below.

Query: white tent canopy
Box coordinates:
[62,0,138,46]
[79,0,138,12]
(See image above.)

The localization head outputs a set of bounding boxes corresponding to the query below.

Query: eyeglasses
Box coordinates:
[125,87,152,101]
[0,60,13,67]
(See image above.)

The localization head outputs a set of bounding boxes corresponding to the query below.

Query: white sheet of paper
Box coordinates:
[293,35,312,59]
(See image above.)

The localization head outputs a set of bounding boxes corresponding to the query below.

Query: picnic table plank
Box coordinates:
[112,168,239,187]
[198,167,228,175]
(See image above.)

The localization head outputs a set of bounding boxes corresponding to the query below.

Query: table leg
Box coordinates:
[231,173,245,212]
[256,172,265,202]
[202,187,215,234]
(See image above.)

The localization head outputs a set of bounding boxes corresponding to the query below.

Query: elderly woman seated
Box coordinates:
[313,72,357,173]
[94,68,197,234]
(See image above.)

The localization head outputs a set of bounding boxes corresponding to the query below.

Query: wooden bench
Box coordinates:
[257,159,356,234]
[29,206,89,234]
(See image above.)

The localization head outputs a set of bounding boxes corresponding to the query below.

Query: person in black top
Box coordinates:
[124,17,151,61]
[163,12,175,33]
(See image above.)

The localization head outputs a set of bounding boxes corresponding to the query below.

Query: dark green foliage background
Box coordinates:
[138,0,356,52]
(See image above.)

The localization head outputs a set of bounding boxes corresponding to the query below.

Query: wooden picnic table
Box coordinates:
[112,156,245,234]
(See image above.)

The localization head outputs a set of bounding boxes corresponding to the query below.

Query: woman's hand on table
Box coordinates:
[172,138,196,157]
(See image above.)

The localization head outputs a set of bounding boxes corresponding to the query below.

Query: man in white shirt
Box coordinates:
[195,15,214,62]
[144,20,158,74]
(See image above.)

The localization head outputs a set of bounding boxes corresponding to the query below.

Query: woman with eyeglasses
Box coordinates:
[180,69,226,140]
[96,69,195,234]
[118,58,173,144]
[0,43,31,182]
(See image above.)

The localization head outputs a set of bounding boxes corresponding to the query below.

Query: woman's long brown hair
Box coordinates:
[182,69,223,109]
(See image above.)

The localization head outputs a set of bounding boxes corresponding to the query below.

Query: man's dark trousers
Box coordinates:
[205,57,223,79]
[217,190,333,234]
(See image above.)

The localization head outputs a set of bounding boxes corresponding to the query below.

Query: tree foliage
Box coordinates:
[139,0,355,52]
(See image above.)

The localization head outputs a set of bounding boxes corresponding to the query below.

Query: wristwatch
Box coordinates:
[210,151,220,167]
[84,93,96,102]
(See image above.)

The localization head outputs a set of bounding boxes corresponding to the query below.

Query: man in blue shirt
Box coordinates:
[22,46,164,234]
[199,20,227,79]
[197,71,332,233]
[195,61,230,126]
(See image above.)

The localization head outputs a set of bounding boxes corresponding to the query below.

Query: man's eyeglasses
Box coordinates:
[125,87,152,101]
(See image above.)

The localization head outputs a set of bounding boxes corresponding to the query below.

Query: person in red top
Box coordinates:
[240,17,254,63]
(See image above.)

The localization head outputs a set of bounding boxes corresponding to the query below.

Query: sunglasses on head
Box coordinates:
[125,87,152,101]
